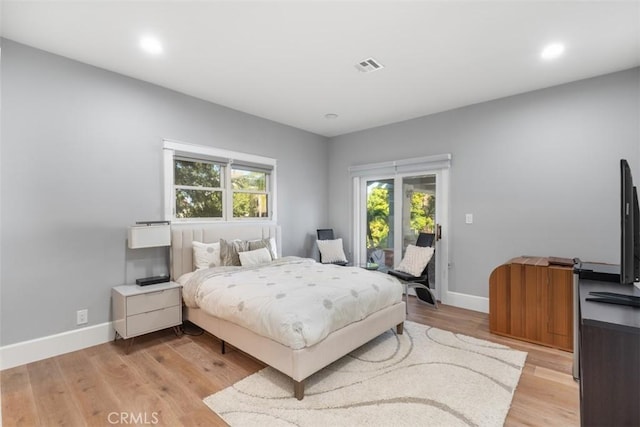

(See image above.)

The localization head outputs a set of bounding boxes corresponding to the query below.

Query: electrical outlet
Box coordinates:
[77,309,88,325]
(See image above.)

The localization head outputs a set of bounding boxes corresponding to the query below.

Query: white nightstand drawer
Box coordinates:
[127,288,180,316]
[127,305,181,337]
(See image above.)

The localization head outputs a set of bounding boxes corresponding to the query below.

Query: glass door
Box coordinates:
[401,174,437,289]
[352,155,450,303]
[365,178,395,270]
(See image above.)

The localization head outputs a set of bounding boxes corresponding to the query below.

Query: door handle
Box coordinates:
[436,224,442,241]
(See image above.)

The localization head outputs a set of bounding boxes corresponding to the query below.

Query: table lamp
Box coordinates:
[128,221,171,286]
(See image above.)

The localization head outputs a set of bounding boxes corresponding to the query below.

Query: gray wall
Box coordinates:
[2,38,638,347]
[328,68,640,298]
[0,40,329,345]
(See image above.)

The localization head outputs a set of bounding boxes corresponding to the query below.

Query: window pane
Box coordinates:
[175,159,221,188]
[233,193,268,218]
[231,169,266,191]
[366,179,394,269]
[175,189,223,218]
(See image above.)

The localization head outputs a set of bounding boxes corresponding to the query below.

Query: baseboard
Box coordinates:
[0,292,488,370]
[0,322,114,370]
[444,291,489,313]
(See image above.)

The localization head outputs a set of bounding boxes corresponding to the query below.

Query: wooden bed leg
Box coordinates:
[293,380,305,400]
[221,340,226,354]
[396,322,404,335]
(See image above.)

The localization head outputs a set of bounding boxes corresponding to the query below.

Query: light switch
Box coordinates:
[465,213,473,224]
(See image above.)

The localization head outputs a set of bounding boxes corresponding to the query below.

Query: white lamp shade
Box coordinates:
[128,224,171,249]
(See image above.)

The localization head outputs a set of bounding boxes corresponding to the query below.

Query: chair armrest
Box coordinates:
[387,269,427,282]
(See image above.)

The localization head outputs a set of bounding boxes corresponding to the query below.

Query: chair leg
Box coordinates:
[410,284,438,308]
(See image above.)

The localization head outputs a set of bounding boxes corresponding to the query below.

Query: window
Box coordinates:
[164,140,276,222]
[174,158,224,219]
[231,166,269,218]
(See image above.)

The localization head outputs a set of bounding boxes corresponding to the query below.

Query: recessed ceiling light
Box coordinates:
[140,36,163,55]
[540,43,565,60]
[324,113,339,119]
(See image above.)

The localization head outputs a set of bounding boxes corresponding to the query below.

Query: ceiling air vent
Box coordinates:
[355,57,384,73]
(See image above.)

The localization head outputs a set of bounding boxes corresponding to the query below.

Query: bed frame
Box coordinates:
[170,223,406,399]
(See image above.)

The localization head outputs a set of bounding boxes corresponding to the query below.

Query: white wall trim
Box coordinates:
[0,322,114,370]
[443,291,489,313]
[163,139,277,167]
[349,153,452,177]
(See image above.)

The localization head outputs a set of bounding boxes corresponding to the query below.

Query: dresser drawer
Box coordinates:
[126,305,181,337]
[127,288,180,315]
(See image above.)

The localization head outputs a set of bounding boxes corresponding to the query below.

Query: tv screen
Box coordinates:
[620,159,639,284]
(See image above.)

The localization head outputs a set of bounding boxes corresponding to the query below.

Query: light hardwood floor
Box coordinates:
[1,297,580,426]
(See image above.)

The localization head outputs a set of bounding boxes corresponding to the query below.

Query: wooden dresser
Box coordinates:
[489,256,573,351]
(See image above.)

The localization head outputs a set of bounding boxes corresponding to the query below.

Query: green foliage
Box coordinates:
[174,160,223,218]
[231,169,266,191]
[175,189,222,218]
[233,193,268,218]
[174,161,268,219]
[410,192,435,234]
[231,170,268,217]
[367,186,390,248]
[175,159,220,187]
[365,186,436,248]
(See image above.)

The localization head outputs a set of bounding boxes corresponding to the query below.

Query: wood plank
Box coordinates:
[168,338,260,389]
[55,349,122,426]
[2,299,579,427]
[533,366,579,388]
[510,263,525,336]
[143,338,222,398]
[125,341,206,417]
[548,267,573,350]
[523,265,540,341]
[0,365,40,426]
[90,343,184,426]
[490,263,510,334]
[26,358,85,426]
[178,405,228,426]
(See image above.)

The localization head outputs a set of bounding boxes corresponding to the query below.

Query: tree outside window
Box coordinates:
[366,187,435,248]
[174,159,223,218]
[231,168,269,218]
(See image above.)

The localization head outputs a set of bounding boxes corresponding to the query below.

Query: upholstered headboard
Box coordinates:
[170,223,281,280]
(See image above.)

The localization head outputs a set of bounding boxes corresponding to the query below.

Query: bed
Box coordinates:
[170,223,406,399]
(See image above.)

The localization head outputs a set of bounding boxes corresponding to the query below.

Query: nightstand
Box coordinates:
[112,281,182,347]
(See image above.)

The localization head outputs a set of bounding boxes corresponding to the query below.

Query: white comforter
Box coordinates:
[181,257,403,349]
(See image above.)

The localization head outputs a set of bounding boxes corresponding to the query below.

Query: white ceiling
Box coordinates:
[2,1,639,137]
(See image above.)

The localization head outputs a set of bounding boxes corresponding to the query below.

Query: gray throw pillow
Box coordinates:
[220,239,250,266]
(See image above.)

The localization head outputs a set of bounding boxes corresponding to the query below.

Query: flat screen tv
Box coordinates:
[620,159,640,284]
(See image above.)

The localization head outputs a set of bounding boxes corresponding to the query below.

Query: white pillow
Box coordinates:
[193,241,221,270]
[317,238,348,264]
[396,244,434,277]
[239,247,273,266]
[248,238,278,260]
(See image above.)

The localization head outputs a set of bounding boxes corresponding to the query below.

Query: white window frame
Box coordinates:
[163,139,277,223]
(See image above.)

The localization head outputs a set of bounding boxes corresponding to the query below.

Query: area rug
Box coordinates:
[203,321,527,427]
